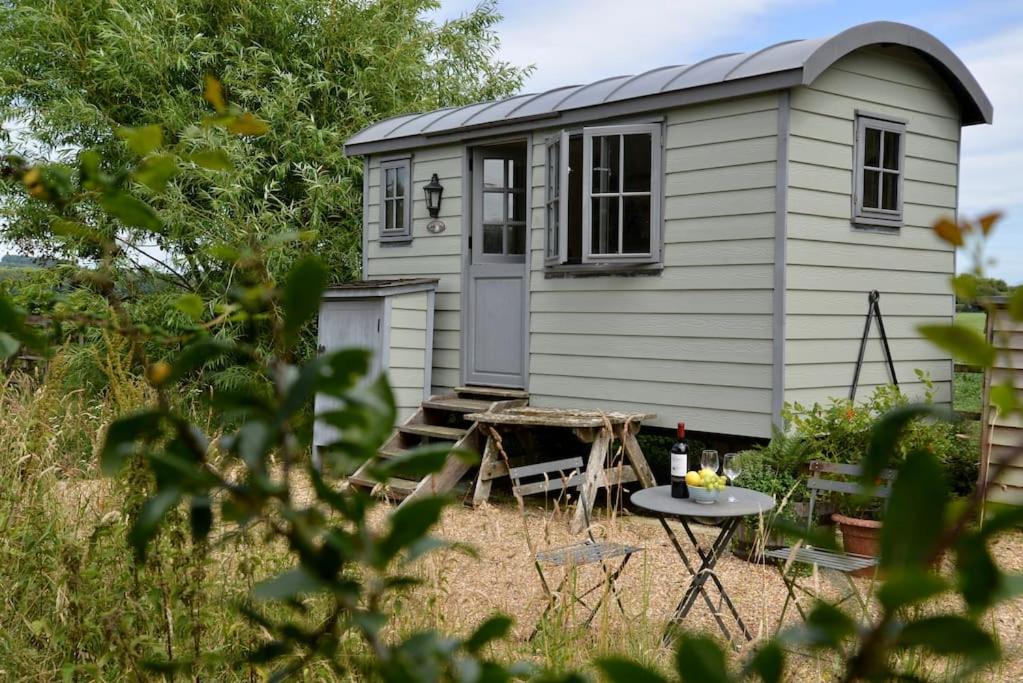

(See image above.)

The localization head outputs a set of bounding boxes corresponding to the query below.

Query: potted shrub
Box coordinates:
[783,373,976,565]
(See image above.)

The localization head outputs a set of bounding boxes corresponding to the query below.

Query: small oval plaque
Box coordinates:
[426,219,446,234]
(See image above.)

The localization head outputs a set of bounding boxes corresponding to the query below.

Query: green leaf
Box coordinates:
[1008,287,1023,322]
[674,634,729,683]
[203,75,226,113]
[252,567,323,601]
[116,124,163,156]
[951,273,978,302]
[863,403,947,486]
[134,153,179,192]
[372,444,469,480]
[167,337,234,383]
[188,149,233,170]
[746,641,784,683]
[281,255,329,345]
[100,410,165,474]
[955,534,1001,613]
[989,382,1018,415]
[99,190,162,230]
[918,324,995,368]
[895,615,999,663]
[464,615,513,654]
[174,294,205,320]
[597,657,668,683]
[228,112,270,136]
[877,570,949,611]
[377,496,448,566]
[129,489,181,560]
[783,602,855,649]
[980,504,1023,538]
[189,495,212,542]
[880,450,948,571]
[0,294,46,352]
[0,332,19,359]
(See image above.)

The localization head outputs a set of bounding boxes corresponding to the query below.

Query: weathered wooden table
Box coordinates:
[465,407,657,532]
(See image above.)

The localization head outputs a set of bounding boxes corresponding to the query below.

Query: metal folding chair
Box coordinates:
[508,456,642,641]
[762,460,896,628]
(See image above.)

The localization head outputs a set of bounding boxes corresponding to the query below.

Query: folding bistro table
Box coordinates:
[630,485,775,645]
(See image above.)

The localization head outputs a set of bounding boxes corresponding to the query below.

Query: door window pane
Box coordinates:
[508,224,526,254]
[864,128,881,167]
[591,196,619,254]
[508,192,526,222]
[622,196,651,253]
[881,172,899,210]
[623,134,652,192]
[483,224,503,254]
[862,170,880,208]
[882,131,900,170]
[483,158,504,188]
[591,135,620,194]
[483,192,503,222]
[509,159,526,190]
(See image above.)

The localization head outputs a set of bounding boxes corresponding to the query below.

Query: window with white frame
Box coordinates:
[853,114,905,229]
[380,157,412,241]
[544,122,662,267]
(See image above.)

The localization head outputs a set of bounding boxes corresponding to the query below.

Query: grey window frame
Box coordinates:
[544,132,569,265]
[581,123,663,264]
[379,156,413,242]
[852,113,906,231]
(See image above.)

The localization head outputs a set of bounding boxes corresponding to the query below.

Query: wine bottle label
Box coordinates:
[670,452,687,476]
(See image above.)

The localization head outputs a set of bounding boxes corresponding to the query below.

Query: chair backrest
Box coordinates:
[804,460,898,528]
[508,457,585,498]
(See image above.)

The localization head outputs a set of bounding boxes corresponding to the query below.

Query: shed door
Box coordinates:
[465,143,527,388]
[314,299,384,451]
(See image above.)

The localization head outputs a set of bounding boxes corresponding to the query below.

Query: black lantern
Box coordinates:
[424,173,444,218]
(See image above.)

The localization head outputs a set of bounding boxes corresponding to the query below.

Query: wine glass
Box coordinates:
[701,449,719,474]
[724,452,741,502]
[723,452,741,484]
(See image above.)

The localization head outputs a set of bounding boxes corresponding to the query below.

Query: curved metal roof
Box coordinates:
[345,21,992,155]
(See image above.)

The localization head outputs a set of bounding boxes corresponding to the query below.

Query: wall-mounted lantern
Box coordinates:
[424,173,444,218]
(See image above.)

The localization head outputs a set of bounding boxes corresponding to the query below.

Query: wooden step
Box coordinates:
[347,474,419,496]
[455,385,529,400]
[422,397,495,414]
[398,424,467,440]
[377,445,406,459]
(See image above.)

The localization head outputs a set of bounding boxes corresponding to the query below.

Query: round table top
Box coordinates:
[630,485,776,518]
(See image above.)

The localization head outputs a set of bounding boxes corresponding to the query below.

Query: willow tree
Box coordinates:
[0,0,528,289]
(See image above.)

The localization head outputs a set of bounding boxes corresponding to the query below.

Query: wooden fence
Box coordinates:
[980,301,1023,506]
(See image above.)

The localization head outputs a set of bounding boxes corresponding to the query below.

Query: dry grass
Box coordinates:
[392,493,1023,680]
[3,356,1022,680]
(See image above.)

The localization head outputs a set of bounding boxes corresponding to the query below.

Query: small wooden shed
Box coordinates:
[313,279,437,454]
[981,300,1023,507]
[340,21,992,439]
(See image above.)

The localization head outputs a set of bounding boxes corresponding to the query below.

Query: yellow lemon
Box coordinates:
[685,471,701,487]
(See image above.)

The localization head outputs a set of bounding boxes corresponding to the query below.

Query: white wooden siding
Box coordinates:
[366,146,463,394]
[527,94,779,436]
[386,291,430,422]
[785,46,958,407]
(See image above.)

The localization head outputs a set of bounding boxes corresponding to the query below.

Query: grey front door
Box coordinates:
[465,143,528,388]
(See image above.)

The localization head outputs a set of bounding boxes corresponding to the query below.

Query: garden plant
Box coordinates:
[1,8,1023,681]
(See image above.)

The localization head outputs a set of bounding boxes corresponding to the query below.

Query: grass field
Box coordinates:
[954,311,987,413]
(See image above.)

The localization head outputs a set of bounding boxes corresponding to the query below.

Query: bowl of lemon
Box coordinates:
[685,469,726,504]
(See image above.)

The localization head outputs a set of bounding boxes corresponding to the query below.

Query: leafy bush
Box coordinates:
[784,373,979,500]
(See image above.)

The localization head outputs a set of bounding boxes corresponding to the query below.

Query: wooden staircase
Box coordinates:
[347,385,527,506]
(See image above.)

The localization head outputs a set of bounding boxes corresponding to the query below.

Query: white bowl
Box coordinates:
[689,485,720,504]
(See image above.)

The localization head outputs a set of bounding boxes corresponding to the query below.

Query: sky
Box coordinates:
[431,0,1023,283]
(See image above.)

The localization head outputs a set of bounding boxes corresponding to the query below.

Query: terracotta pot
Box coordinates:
[832,513,881,578]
